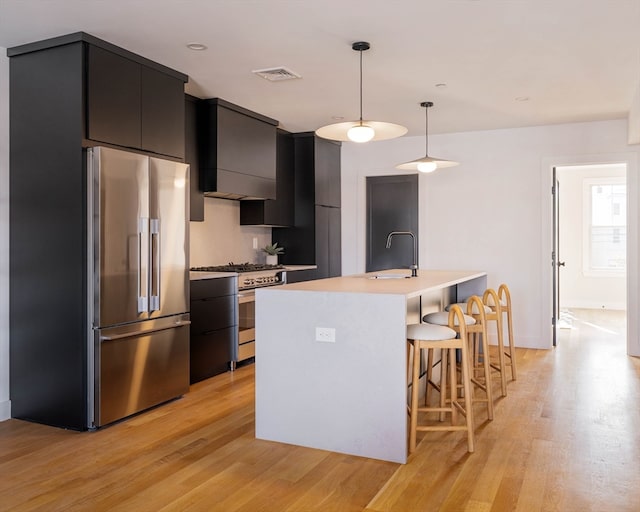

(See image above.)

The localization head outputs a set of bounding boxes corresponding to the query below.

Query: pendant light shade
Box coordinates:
[396,101,458,172]
[315,42,407,143]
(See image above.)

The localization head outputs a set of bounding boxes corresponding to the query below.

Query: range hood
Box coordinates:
[198,98,278,200]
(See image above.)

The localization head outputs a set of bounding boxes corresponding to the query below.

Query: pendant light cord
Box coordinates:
[424,103,429,155]
[358,48,364,125]
[420,101,434,156]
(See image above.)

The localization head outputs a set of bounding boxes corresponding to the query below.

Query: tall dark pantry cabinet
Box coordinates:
[8,33,188,430]
[273,133,342,282]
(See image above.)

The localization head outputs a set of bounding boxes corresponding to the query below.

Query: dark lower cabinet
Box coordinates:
[190,277,237,383]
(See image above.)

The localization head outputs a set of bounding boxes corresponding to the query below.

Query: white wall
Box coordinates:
[0,49,10,421]
[342,119,640,354]
[190,197,272,266]
[558,164,626,310]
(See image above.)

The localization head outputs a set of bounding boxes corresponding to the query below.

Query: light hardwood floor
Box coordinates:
[1,310,639,511]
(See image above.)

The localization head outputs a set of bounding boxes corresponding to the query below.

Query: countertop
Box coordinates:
[189,271,238,280]
[273,268,487,299]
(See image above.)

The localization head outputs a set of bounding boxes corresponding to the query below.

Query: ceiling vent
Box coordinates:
[252,67,301,82]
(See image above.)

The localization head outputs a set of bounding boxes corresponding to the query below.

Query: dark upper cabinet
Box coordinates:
[87,45,141,149]
[141,66,186,158]
[314,137,341,208]
[185,94,204,221]
[273,133,341,281]
[199,98,278,200]
[240,129,294,226]
[86,43,186,159]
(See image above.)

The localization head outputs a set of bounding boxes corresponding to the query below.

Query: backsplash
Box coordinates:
[190,197,272,266]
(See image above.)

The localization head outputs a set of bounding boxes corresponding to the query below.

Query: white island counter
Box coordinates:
[255,269,487,463]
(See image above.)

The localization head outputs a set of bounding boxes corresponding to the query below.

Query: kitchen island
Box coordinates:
[254,269,486,463]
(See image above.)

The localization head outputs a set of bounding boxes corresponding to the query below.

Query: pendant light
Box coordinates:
[396,101,458,172]
[315,41,407,143]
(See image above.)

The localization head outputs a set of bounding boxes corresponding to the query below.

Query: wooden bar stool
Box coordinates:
[429,296,494,421]
[421,308,476,413]
[498,283,517,381]
[407,305,475,453]
[483,288,508,397]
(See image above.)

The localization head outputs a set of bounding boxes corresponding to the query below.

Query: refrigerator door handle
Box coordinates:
[100,320,191,341]
[149,218,161,311]
[137,217,149,313]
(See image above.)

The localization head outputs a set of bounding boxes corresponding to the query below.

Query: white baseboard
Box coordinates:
[0,399,10,422]
[561,300,626,311]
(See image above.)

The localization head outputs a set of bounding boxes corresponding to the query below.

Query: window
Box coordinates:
[583,178,626,275]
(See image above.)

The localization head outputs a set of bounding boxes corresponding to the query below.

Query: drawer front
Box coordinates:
[191,296,236,333]
[190,277,236,300]
[190,327,235,383]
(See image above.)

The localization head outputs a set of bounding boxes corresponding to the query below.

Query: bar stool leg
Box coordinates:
[498,283,518,381]
[459,341,475,452]
[409,340,421,453]
[495,313,508,397]
[506,309,517,380]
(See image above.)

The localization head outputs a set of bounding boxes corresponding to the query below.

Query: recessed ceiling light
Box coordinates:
[516,96,530,102]
[435,83,447,88]
[186,43,207,51]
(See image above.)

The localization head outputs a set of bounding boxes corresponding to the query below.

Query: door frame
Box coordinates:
[541,152,639,356]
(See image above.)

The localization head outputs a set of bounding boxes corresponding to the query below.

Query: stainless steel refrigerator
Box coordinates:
[88,147,190,427]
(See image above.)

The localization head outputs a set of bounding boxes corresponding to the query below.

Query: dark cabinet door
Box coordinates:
[315,206,330,279]
[216,106,277,180]
[141,66,185,159]
[315,205,341,280]
[189,277,237,383]
[240,129,294,226]
[87,45,185,158]
[314,137,341,208]
[86,45,141,149]
[328,206,342,277]
[185,95,204,221]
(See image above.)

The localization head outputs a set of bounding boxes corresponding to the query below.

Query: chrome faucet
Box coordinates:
[385,231,418,277]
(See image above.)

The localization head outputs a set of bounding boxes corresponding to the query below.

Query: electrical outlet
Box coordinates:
[252,237,258,250]
[315,327,336,343]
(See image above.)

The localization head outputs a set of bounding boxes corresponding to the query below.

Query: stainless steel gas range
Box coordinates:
[190,263,287,368]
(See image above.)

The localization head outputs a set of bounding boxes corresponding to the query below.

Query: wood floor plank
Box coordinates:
[1,309,640,511]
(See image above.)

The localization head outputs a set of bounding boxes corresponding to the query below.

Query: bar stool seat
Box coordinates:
[423,311,476,326]
[407,305,475,454]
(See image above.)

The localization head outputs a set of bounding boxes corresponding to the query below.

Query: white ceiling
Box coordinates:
[1,0,639,136]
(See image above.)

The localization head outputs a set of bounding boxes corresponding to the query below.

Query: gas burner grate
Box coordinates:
[191,262,285,273]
